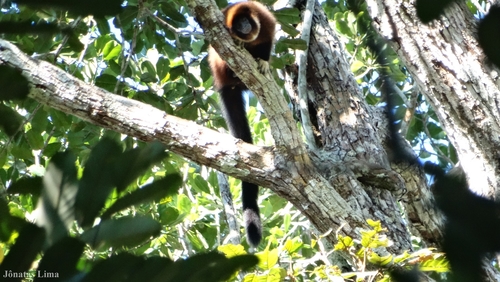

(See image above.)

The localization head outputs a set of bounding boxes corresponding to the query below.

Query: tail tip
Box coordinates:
[244,209,262,247]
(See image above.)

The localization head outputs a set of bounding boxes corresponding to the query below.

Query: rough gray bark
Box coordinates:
[0,0,443,269]
[366,0,500,279]
[284,0,441,247]
[0,34,404,253]
[188,0,445,255]
[217,172,241,245]
[367,0,500,199]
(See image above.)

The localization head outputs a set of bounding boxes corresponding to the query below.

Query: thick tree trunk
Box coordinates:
[366,0,500,279]
[188,0,439,253]
[0,0,474,274]
[367,0,500,199]
[282,0,442,249]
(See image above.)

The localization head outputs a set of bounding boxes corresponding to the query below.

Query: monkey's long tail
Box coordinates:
[220,86,262,247]
[242,182,262,246]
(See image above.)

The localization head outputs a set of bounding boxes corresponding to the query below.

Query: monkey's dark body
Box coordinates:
[208,1,276,247]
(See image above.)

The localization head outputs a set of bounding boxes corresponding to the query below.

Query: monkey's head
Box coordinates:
[224,6,260,42]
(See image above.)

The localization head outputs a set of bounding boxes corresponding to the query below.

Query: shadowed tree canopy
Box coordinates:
[0,0,500,281]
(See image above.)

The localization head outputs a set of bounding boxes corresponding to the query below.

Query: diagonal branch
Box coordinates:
[0,37,360,248]
[0,39,276,189]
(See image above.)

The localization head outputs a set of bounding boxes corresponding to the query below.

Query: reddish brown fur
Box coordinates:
[208,1,276,90]
[207,1,276,247]
[224,1,275,44]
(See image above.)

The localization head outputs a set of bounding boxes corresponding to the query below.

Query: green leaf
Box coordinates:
[36,151,78,245]
[161,3,187,23]
[218,244,247,257]
[96,18,111,36]
[177,194,192,214]
[186,229,206,251]
[0,65,30,101]
[30,109,49,133]
[368,252,393,266]
[274,8,301,25]
[152,252,258,282]
[0,149,6,167]
[0,103,23,136]
[267,267,287,280]
[50,109,72,130]
[141,60,157,77]
[0,197,26,242]
[26,129,44,150]
[16,0,123,18]
[11,139,33,160]
[256,248,279,270]
[113,141,168,192]
[420,253,449,273]
[427,122,445,139]
[83,253,146,282]
[80,216,161,249]
[191,39,205,56]
[177,103,198,121]
[277,38,308,50]
[42,142,62,158]
[141,72,158,83]
[366,219,383,231]
[191,174,210,194]
[284,238,303,254]
[283,213,291,233]
[7,176,43,196]
[159,206,184,226]
[0,223,45,275]
[334,234,354,250]
[102,41,122,61]
[37,237,85,280]
[101,174,181,219]
[334,12,352,37]
[107,59,121,75]
[95,73,117,92]
[76,138,122,228]
[156,57,171,81]
[351,60,365,73]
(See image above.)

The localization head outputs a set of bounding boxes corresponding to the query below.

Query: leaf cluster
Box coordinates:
[0,138,258,281]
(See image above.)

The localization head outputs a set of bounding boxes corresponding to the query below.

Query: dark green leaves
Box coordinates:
[274,8,301,37]
[81,252,258,282]
[0,21,59,35]
[0,65,30,101]
[415,0,457,24]
[478,5,500,69]
[0,103,23,136]
[0,223,45,279]
[76,139,168,227]
[0,65,28,138]
[151,252,259,282]
[76,139,122,227]
[101,174,181,219]
[7,177,43,199]
[36,237,85,280]
[80,216,162,249]
[0,197,26,242]
[14,0,122,18]
[36,151,78,245]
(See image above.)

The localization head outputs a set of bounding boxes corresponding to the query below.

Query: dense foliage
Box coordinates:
[0,0,499,281]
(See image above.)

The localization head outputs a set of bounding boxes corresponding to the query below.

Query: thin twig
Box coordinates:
[297,0,317,149]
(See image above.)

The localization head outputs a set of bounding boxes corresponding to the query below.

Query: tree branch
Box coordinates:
[0,39,276,189]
